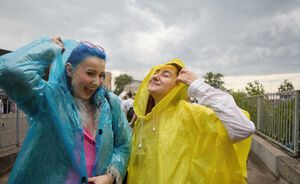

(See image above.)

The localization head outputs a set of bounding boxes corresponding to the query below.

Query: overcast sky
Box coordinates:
[1,0,299,92]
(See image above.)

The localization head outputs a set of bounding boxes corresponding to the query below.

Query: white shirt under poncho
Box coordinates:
[188,79,256,143]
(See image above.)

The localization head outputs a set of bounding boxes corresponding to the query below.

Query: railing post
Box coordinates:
[294,90,299,157]
[257,96,262,131]
[16,105,19,146]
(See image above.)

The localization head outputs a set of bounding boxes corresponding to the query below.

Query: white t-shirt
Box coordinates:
[122,98,134,112]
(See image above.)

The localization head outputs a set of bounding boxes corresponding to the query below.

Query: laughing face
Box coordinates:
[67,56,105,100]
[147,65,179,103]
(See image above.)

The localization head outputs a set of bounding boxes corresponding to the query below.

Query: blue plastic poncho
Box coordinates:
[0,37,132,184]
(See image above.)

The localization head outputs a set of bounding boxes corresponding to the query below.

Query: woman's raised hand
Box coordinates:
[176,69,198,86]
[51,37,65,53]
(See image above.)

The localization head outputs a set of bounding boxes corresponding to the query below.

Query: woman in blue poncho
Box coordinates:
[0,37,132,184]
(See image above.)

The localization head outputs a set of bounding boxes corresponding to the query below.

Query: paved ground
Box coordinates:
[247,152,279,184]
[0,151,279,184]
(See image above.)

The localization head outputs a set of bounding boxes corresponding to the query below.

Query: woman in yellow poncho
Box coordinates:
[127,59,255,184]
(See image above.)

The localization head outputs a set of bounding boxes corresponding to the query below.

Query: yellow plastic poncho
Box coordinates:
[127,59,251,184]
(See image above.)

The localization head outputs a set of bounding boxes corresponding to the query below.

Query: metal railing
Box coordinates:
[0,95,28,149]
[239,90,299,157]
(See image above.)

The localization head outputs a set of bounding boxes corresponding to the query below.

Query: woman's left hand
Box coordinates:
[176,69,198,86]
[88,174,113,184]
[51,37,65,53]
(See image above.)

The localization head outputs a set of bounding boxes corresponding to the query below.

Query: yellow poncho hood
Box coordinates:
[128,59,251,184]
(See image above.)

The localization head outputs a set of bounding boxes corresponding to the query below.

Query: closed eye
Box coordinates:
[87,71,95,76]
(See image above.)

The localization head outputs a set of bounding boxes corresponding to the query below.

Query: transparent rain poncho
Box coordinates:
[0,37,132,184]
[127,59,251,184]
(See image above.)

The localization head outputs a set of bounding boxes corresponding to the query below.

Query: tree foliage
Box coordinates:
[114,74,133,95]
[229,90,247,107]
[203,72,225,89]
[245,80,265,96]
[278,79,294,92]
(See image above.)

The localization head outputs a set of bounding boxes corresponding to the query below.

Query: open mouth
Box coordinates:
[84,87,94,95]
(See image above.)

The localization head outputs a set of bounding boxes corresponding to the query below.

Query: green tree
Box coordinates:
[114,74,133,95]
[203,72,225,89]
[245,80,265,96]
[229,90,247,107]
[278,79,294,92]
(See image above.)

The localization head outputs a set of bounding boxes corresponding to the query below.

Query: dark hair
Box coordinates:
[127,91,133,98]
[167,63,182,76]
[145,95,155,115]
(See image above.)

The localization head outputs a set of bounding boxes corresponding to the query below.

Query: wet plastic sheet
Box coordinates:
[127,59,251,184]
[0,37,132,184]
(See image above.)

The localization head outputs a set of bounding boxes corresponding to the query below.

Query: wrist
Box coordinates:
[105,165,121,184]
[105,174,114,184]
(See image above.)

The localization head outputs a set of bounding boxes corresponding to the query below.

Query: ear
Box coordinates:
[65,63,73,77]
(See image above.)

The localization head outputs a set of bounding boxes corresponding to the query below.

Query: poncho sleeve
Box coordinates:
[0,37,62,116]
[107,92,132,182]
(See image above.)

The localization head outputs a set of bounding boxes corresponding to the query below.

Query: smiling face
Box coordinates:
[147,65,179,103]
[67,56,105,100]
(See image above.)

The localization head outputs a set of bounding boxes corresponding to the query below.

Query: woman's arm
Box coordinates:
[129,113,137,126]
[106,93,132,183]
[177,69,255,143]
[0,37,63,116]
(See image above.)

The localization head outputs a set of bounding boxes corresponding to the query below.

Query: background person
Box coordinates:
[122,91,134,122]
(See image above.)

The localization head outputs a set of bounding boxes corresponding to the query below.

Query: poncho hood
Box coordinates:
[133,59,188,119]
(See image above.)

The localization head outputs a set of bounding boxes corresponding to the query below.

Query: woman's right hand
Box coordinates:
[88,174,113,184]
[51,37,65,53]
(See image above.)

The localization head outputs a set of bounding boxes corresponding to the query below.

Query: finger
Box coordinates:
[57,37,65,47]
[53,37,62,42]
[57,37,63,42]
[176,76,185,83]
[56,42,64,48]
[178,74,189,80]
[56,40,64,47]
[88,177,97,182]
[179,69,187,74]
[52,37,65,53]
[52,37,64,45]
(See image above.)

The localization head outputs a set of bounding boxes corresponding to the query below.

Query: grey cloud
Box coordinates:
[0,0,299,78]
